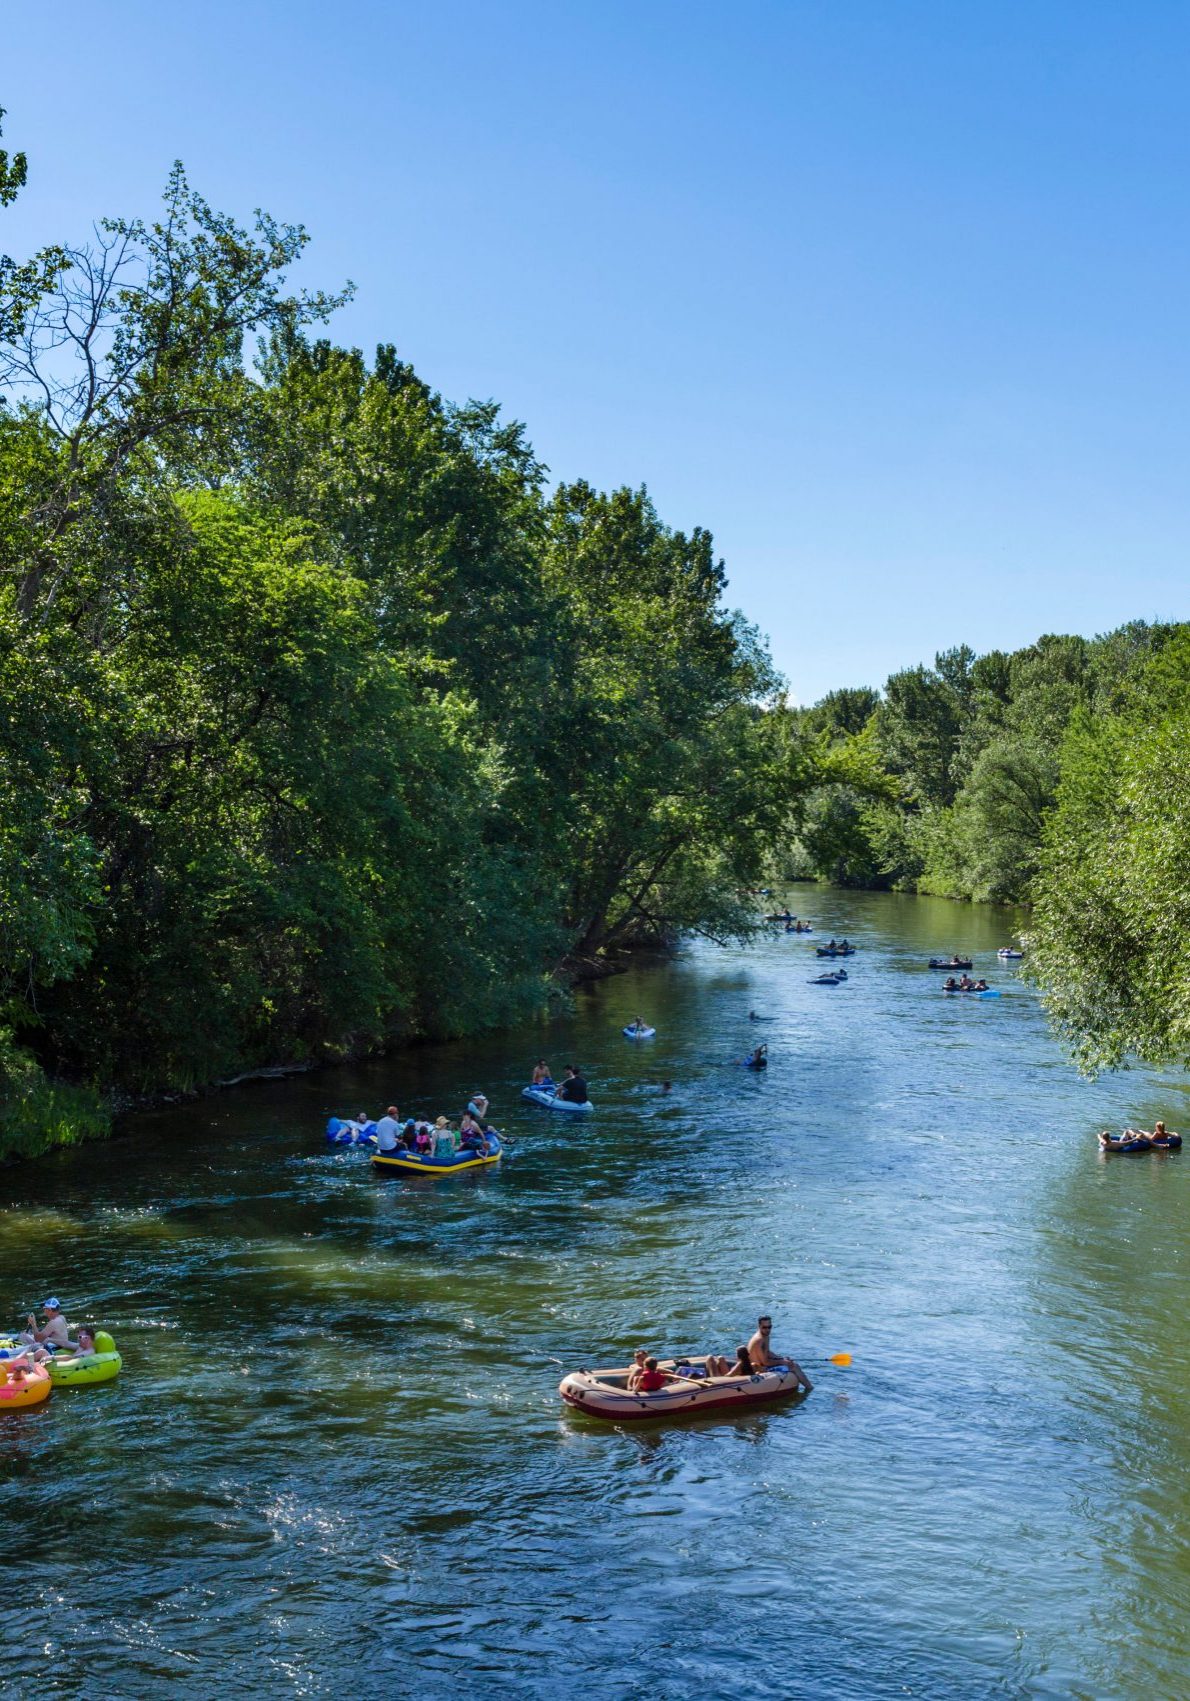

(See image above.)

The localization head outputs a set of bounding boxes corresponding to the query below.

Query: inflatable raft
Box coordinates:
[521,1086,594,1113]
[929,958,972,970]
[810,972,847,985]
[0,1361,51,1410]
[372,1133,502,1175]
[48,1332,122,1386]
[997,948,1025,959]
[816,946,856,958]
[942,986,999,997]
[559,1359,805,1422]
[623,1024,656,1039]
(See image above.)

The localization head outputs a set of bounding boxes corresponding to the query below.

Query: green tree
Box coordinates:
[1026,635,1190,1070]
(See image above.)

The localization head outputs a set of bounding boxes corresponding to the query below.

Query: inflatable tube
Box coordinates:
[816,946,856,957]
[373,1132,502,1175]
[942,987,999,997]
[1100,1135,1151,1154]
[326,1117,377,1146]
[0,1361,51,1410]
[521,1086,594,1113]
[809,973,844,985]
[1152,1135,1183,1151]
[929,958,973,970]
[48,1331,122,1387]
[560,1360,805,1423]
[997,948,1025,959]
[622,1025,656,1039]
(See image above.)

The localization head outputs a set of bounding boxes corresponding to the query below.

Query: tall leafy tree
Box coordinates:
[1026,636,1190,1071]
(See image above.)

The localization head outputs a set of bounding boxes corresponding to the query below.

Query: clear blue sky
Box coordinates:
[5,2,1188,700]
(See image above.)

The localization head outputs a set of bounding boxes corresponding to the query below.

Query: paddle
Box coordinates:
[824,1352,852,1367]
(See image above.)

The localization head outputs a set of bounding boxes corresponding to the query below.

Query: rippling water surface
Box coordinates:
[5,890,1190,1698]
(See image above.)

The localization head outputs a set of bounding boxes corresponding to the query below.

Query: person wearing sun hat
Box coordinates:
[21,1297,71,1352]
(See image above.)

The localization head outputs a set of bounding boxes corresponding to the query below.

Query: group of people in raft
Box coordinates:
[371,1100,495,1158]
[942,974,991,992]
[1,1298,102,1388]
[1099,1121,1182,1153]
[627,1315,813,1394]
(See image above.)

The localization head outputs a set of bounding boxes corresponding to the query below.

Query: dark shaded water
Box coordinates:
[4,890,1189,1698]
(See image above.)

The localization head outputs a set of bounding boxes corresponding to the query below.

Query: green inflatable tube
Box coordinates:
[48,1331,122,1387]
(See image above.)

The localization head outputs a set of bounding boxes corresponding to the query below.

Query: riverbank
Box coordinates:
[0,935,683,1166]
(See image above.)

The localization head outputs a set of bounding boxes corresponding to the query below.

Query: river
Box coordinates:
[4,889,1189,1698]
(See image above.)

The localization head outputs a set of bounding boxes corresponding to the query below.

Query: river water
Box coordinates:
[4,889,1189,1699]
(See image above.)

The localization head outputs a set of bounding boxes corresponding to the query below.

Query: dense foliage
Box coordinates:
[789,624,1187,904]
[1024,634,1190,1073]
[0,158,801,1157]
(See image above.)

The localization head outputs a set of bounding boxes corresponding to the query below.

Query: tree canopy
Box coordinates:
[0,162,808,1157]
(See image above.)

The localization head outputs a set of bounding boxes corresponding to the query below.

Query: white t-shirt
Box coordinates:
[375,1115,400,1152]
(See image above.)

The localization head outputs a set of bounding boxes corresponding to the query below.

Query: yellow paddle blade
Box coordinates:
[829,1352,852,1367]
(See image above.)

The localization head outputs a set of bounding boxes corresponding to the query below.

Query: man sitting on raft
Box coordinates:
[556,1065,589,1104]
[747,1316,813,1392]
[21,1298,71,1352]
[374,1106,401,1154]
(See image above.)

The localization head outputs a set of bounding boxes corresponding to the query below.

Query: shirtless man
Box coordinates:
[22,1298,71,1352]
[626,1348,649,1391]
[746,1315,813,1392]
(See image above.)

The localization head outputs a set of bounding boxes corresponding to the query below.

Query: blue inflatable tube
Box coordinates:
[326,1116,378,1145]
[521,1086,594,1113]
[622,1025,656,1039]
